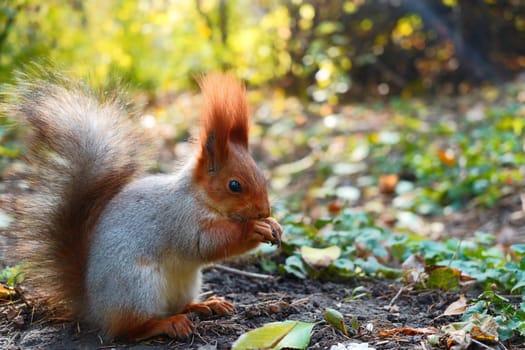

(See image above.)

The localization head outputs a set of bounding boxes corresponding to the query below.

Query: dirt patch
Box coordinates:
[1,263,466,350]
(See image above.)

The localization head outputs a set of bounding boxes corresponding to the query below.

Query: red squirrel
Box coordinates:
[3,72,282,341]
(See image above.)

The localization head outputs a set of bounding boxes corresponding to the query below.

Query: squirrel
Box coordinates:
[2,71,282,341]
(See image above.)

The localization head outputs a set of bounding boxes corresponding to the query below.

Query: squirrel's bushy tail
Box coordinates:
[2,73,149,317]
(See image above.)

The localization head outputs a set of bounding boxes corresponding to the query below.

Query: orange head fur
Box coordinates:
[194,73,270,221]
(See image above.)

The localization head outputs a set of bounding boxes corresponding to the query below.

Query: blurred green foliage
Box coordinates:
[368,100,525,213]
[0,0,293,91]
[2,0,525,99]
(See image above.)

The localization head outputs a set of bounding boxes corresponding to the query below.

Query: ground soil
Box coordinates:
[0,262,465,350]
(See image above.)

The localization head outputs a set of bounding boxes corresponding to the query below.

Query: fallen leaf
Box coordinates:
[379,174,399,194]
[471,314,498,342]
[438,149,456,166]
[301,246,341,268]
[443,294,467,316]
[275,321,316,350]
[232,321,297,350]
[324,308,348,336]
[471,325,497,342]
[0,285,16,300]
[232,320,315,350]
[328,201,343,214]
[426,266,474,291]
[446,329,471,350]
[438,313,499,349]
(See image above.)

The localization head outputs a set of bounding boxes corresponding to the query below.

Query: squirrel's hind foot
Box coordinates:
[183,296,235,317]
[127,314,194,341]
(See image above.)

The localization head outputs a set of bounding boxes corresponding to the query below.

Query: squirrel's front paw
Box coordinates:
[263,217,283,246]
[250,217,283,247]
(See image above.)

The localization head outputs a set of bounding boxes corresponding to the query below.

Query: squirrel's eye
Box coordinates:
[228,179,242,193]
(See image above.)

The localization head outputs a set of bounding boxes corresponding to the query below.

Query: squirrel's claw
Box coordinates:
[250,218,282,247]
[263,217,283,247]
[271,228,281,247]
[168,314,194,339]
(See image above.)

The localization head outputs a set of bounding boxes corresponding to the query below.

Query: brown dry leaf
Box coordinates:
[471,314,499,342]
[446,330,471,350]
[471,326,497,342]
[379,326,438,337]
[458,274,476,283]
[438,313,499,349]
[438,149,456,166]
[379,174,399,194]
[328,200,343,214]
[443,294,467,316]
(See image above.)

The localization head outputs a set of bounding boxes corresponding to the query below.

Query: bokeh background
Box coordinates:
[3,0,525,99]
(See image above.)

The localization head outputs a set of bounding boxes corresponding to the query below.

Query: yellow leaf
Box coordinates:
[301,246,341,267]
[0,285,16,300]
[232,321,297,350]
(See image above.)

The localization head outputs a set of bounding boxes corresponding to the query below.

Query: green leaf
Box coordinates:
[283,255,307,279]
[232,321,315,350]
[0,266,24,287]
[324,308,348,336]
[512,244,525,255]
[427,266,462,291]
[314,217,333,229]
[274,321,315,350]
[511,280,525,293]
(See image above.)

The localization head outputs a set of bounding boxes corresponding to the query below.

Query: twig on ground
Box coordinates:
[388,285,406,308]
[290,296,310,306]
[198,290,214,299]
[211,264,275,280]
[471,338,495,350]
[497,340,508,350]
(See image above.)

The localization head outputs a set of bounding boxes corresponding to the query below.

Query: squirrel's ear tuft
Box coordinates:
[196,73,249,174]
[197,73,249,168]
